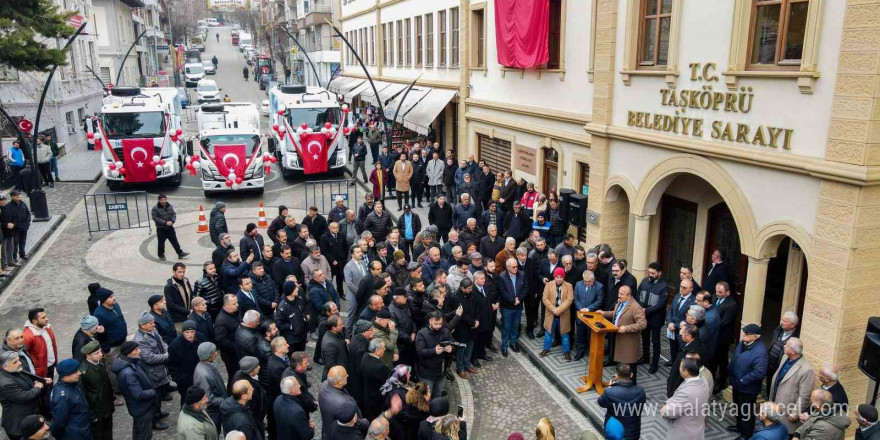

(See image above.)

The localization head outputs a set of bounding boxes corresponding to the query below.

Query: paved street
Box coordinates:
[0,26,603,440]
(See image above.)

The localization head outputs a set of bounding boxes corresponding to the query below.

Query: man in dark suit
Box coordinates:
[713,280,739,394]
[359,339,391,421]
[498,257,527,357]
[636,261,668,374]
[320,316,348,381]
[667,323,702,397]
[678,265,702,295]
[665,278,696,367]
[319,222,347,298]
[819,363,849,412]
[597,363,646,440]
[497,171,516,213]
[603,260,637,311]
[702,249,729,294]
[764,311,800,398]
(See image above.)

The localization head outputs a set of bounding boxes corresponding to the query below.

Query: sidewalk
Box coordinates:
[56,138,103,182]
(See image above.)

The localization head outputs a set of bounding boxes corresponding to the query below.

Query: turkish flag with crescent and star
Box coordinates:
[121,139,158,183]
[298,133,330,174]
[213,144,247,177]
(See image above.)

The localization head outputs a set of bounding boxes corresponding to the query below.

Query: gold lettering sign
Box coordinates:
[514,144,537,174]
[626,62,794,150]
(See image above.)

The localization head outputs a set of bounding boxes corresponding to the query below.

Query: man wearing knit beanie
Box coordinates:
[19,415,49,440]
[72,315,103,363]
[177,386,216,440]
[193,342,227,430]
[115,340,169,435]
[168,320,203,406]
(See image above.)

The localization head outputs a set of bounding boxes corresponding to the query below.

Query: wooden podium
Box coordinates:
[575,311,618,395]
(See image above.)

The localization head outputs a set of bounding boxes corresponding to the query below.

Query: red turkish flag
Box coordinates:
[121,139,157,183]
[213,144,247,177]
[298,133,329,174]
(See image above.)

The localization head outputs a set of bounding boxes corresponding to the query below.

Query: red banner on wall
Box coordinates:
[494,0,550,69]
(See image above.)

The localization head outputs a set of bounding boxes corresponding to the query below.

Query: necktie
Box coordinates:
[716,298,723,307]
[614,303,625,325]
[511,275,517,297]
[678,296,688,312]
[358,263,365,277]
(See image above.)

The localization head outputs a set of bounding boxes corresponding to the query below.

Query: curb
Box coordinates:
[0,214,67,295]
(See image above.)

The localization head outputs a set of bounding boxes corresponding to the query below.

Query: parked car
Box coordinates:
[259,73,275,90]
[201,60,216,75]
[260,100,270,115]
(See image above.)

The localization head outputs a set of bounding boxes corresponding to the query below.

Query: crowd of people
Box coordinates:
[1,143,877,440]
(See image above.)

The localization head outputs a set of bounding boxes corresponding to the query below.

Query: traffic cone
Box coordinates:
[257,201,268,228]
[196,205,209,233]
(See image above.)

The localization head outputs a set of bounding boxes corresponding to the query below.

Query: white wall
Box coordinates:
[611,0,845,160]
[469,0,593,119]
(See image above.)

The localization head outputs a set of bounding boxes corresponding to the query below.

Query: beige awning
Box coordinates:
[361,82,407,107]
[328,76,359,94]
[343,81,375,103]
[382,86,431,122]
[402,88,457,135]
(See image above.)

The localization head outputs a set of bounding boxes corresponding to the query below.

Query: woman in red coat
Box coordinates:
[369,162,387,202]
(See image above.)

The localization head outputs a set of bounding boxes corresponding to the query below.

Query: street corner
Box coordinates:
[84,207,307,286]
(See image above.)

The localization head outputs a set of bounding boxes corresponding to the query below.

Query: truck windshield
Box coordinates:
[198,83,218,92]
[200,134,260,156]
[102,112,165,139]
[287,107,341,128]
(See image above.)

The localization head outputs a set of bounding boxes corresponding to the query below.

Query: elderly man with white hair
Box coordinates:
[234,310,262,362]
[273,376,314,440]
[493,237,518,274]
[768,337,814,435]
[765,311,800,397]
[817,363,848,411]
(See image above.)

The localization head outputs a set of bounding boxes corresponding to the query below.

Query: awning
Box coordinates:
[343,81,375,103]
[383,87,431,122]
[328,76,359,94]
[402,88,458,135]
[361,82,406,107]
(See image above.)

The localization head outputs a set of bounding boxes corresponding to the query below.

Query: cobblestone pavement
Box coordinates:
[0,27,607,440]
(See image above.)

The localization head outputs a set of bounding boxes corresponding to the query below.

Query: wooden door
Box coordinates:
[657,195,698,296]
[704,202,748,337]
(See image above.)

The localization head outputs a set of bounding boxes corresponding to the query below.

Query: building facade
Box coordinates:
[0,0,104,150]
[93,0,146,87]
[383,0,877,405]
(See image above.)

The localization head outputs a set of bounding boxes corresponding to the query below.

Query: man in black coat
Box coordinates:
[471,270,497,364]
[345,320,374,409]
[239,223,266,263]
[427,196,453,243]
[272,376,314,440]
[235,310,262,362]
[164,262,194,329]
[665,278,696,368]
[209,203,228,247]
[604,259,637,311]
[272,245,304,291]
[453,279,479,378]
[360,339,392,420]
[318,366,369,440]
[72,316,101,363]
[211,234,235,283]
[264,339,289,440]
[667,323,702,398]
[220,380,264,440]
[281,351,318,419]
[713,280,739,394]
[597,364,646,440]
[635,261,669,374]
[388,288,416,368]
[320,222,347,296]
[320,316,348,380]
[214,294,241,380]
[702,249,729,294]
[498,171,516,212]
[168,321,204,405]
[275,280,308,352]
[0,351,44,440]
[301,207,328,241]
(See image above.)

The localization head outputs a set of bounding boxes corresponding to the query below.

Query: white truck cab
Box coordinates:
[191,103,265,196]
[184,63,205,87]
[267,84,347,179]
[90,87,185,190]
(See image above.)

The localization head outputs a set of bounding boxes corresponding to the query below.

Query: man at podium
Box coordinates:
[598,285,647,384]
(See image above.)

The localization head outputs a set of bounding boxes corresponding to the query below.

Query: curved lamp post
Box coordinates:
[115,27,150,86]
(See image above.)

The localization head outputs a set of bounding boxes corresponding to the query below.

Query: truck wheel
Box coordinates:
[107,180,121,191]
[169,171,182,187]
[281,167,295,180]
[255,186,265,195]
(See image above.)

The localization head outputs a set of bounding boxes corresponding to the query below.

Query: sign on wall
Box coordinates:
[625,62,795,150]
[514,144,537,174]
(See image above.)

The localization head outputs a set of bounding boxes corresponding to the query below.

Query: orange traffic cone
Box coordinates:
[257,201,268,228]
[196,205,209,233]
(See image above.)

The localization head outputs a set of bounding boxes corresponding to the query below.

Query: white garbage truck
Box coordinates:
[267,84,347,179]
[88,87,186,190]
[187,102,267,196]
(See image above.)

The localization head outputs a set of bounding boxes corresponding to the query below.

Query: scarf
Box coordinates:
[380,364,411,395]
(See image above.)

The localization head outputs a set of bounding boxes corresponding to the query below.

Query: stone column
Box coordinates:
[630,214,652,281]
[741,256,770,326]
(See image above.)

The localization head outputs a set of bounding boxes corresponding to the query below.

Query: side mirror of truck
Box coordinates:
[185,140,193,156]
[267,137,276,154]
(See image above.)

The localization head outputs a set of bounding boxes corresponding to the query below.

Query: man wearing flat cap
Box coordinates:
[230,356,267,434]
[728,323,769,438]
[50,359,91,440]
[79,341,114,440]
[133,311,173,415]
[192,342,227,431]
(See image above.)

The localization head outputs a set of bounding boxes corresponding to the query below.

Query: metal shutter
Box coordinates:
[478,133,510,174]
